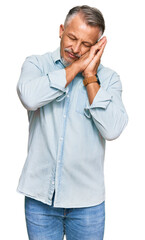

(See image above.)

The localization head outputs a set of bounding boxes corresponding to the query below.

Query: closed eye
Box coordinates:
[67,34,92,47]
[67,35,76,40]
[83,42,92,48]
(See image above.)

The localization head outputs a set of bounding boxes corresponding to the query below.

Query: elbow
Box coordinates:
[17,83,38,111]
[104,114,129,141]
[104,131,122,141]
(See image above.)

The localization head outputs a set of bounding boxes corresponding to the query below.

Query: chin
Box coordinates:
[61,57,71,67]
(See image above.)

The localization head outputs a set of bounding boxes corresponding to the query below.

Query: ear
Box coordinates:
[59,24,65,39]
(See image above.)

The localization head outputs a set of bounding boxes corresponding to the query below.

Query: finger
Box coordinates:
[91,37,107,55]
[97,36,107,45]
[94,36,107,48]
[97,41,107,58]
[92,41,107,62]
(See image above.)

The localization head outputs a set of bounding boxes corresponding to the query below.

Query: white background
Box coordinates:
[0,0,145,239]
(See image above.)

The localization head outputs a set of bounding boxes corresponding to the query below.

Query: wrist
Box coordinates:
[65,62,79,87]
[83,75,99,87]
[72,60,81,74]
[83,73,96,78]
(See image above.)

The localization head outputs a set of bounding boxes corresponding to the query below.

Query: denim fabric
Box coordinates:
[25,192,105,240]
[17,47,128,208]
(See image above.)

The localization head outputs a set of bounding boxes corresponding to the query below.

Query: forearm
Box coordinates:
[84,74,128,140]
[86,81,100,105]
[89,95,128,140]
[65,62,80,87]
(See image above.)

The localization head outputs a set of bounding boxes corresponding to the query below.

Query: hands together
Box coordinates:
[76,36,107,77]
[65,37,107,88]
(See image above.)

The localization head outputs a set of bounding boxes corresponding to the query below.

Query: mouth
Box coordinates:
[66,51,78,60]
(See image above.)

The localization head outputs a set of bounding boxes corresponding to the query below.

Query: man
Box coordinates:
[17,5,128,240]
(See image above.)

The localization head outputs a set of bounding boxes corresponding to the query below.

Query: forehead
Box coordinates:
[65,14,101,43]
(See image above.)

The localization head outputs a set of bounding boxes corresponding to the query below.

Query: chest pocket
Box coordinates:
[76,87,88,115]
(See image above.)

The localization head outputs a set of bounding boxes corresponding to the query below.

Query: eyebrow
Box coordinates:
[67,33,93,46]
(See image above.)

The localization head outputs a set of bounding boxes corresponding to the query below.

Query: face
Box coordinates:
[59,13,102,65]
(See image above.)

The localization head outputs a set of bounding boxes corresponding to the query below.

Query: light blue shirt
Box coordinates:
[16,47,128,208]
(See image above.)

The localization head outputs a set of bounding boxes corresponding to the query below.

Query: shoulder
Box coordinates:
[24,51,53,65]
[22,51,54,72]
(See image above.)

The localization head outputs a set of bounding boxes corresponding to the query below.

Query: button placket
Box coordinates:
[54,81,73,204]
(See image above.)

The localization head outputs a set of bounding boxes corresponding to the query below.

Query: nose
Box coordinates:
[73,42,81,55]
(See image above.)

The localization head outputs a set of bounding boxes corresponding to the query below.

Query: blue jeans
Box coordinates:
[25,192,105,240]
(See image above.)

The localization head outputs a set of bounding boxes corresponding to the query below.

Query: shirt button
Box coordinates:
[64,114,66,118]
[67,94,69,98]
[60,137,63,141]
[52,181,54,184]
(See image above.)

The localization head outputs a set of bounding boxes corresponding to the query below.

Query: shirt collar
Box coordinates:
[51,47,61,63]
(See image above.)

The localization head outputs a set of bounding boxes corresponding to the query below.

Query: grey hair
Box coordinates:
[64,5,105,34]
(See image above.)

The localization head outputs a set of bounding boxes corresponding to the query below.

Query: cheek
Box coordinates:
[62,36,73,49]
[81,47,91,56]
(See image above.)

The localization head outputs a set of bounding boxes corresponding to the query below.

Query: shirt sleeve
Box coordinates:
[84,72,128,141]
[16,55,69,111]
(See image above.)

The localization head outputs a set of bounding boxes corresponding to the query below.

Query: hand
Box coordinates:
[82,37,107,77]
[72,37,106,73]
[65,36,107,87]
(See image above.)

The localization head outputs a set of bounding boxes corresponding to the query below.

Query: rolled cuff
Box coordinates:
[85,87,113,110]
[48,69,68,92]
[48,69,69,102]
